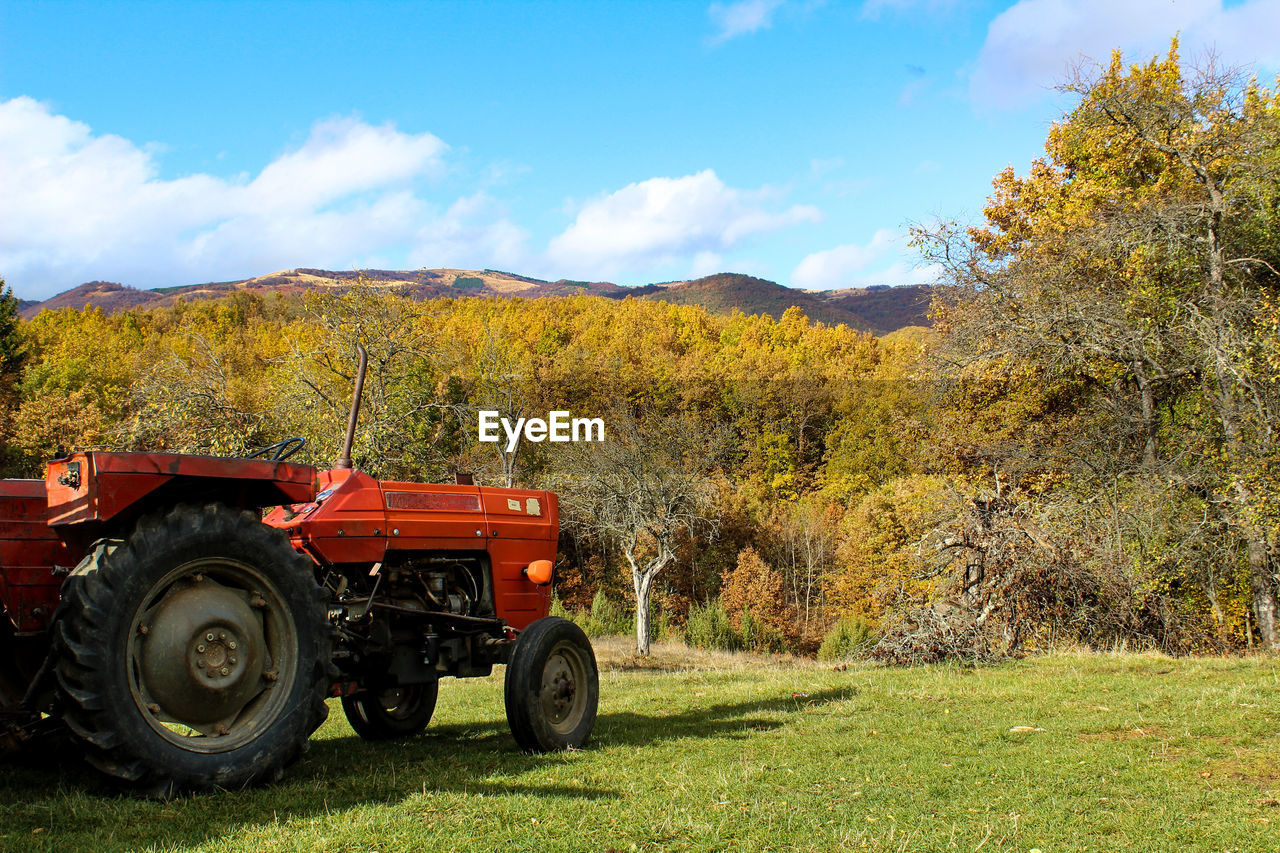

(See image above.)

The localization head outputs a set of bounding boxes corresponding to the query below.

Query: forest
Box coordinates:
[1,45,1277,663]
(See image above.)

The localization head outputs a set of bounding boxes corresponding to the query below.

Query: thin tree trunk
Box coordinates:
[1247,532,1279,649]
[1134,367,1158,466]
[633,569,654,655]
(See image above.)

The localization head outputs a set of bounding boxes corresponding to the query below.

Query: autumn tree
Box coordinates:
[119,328,281,455]
[916,43,1280,647]
[0,280,25,474]
[721,545,790,646]
[294,282,443,477]
[8,306,143,472]
[457,322,535,487]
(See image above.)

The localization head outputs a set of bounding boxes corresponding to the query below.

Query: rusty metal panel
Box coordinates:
[382,482,489,541]
[0,479,69,633]
[385,491,481,512]
[46,451,318,525]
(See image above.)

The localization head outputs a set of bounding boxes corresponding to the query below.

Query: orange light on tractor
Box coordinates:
[524,559,553,585]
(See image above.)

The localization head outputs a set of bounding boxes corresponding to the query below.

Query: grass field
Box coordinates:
[2,641,1279,852]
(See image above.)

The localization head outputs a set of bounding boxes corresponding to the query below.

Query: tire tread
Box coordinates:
[52,504,330,797]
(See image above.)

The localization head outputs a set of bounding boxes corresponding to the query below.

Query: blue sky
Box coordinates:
[2,0,1278,300]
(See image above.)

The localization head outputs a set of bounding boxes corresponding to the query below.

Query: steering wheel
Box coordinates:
[245,437,307,462]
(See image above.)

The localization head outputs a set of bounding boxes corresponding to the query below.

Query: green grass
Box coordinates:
[3,644,1279,852]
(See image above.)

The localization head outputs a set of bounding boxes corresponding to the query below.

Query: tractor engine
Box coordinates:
[328,555,500,689]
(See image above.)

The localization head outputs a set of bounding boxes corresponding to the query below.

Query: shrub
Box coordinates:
[722,547,789,627]
[817,616,876,662]
[581,589,630,638]
[654,608,683,644]
[549,594,570,620]
[739,608,787,654]
[684,599,741,652]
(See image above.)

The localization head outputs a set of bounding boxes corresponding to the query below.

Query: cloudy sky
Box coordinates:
[2,0,1278,300]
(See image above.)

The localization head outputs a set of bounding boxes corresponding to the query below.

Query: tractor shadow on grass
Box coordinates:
[0,686,851,851]
[591,684,853,747]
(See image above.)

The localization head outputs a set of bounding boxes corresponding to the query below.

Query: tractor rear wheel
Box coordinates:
[341,682,438,739]
[53,504,330,797]
[503,617,598,753]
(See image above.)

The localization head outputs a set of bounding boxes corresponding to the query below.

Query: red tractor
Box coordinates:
[0,348,597,796]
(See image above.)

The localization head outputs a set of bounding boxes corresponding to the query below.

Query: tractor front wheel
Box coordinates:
[342,682,438,739]
[53,504,330,797]
[503,617,598,753]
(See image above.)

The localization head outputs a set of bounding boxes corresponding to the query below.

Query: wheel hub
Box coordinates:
[137,579,266,727]
[193,628,241,678]
[541,652,580,725]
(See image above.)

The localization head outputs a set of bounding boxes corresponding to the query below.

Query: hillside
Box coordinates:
[25,281,171,316]
[17,268,627,321]
[631,273,878,329]
[18,268,935,334]
[817,283,934,333]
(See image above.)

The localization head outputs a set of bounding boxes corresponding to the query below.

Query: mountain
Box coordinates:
[629,273,878,329]
[17,269,627,320]
[25,281,169,316]
[815,284,934,334]
[18,268,935,334]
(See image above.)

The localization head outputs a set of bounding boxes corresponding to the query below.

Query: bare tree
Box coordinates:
[773,499,836,635]
[558,409,724,654]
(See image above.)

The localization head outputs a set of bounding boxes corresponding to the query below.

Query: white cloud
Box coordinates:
[0,97,530,298]
[546,170,821,280]
[970,0,1280,108]
[708,0,785,44]
[791,229,940,289]
[690,251,724,278]
[407,192,532,272]
[246,116,445,211]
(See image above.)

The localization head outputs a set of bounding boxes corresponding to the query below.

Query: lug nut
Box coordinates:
[197,660,206,668]
[197,644,206,653]
[227,641,237,650]
[206,633,215,642]
[206,670,217,678]
[229,657,237,665]
[218,632,226,641]
[220,666,230,676]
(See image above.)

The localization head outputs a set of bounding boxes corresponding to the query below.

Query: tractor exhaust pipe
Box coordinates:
[335,343,368,470]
